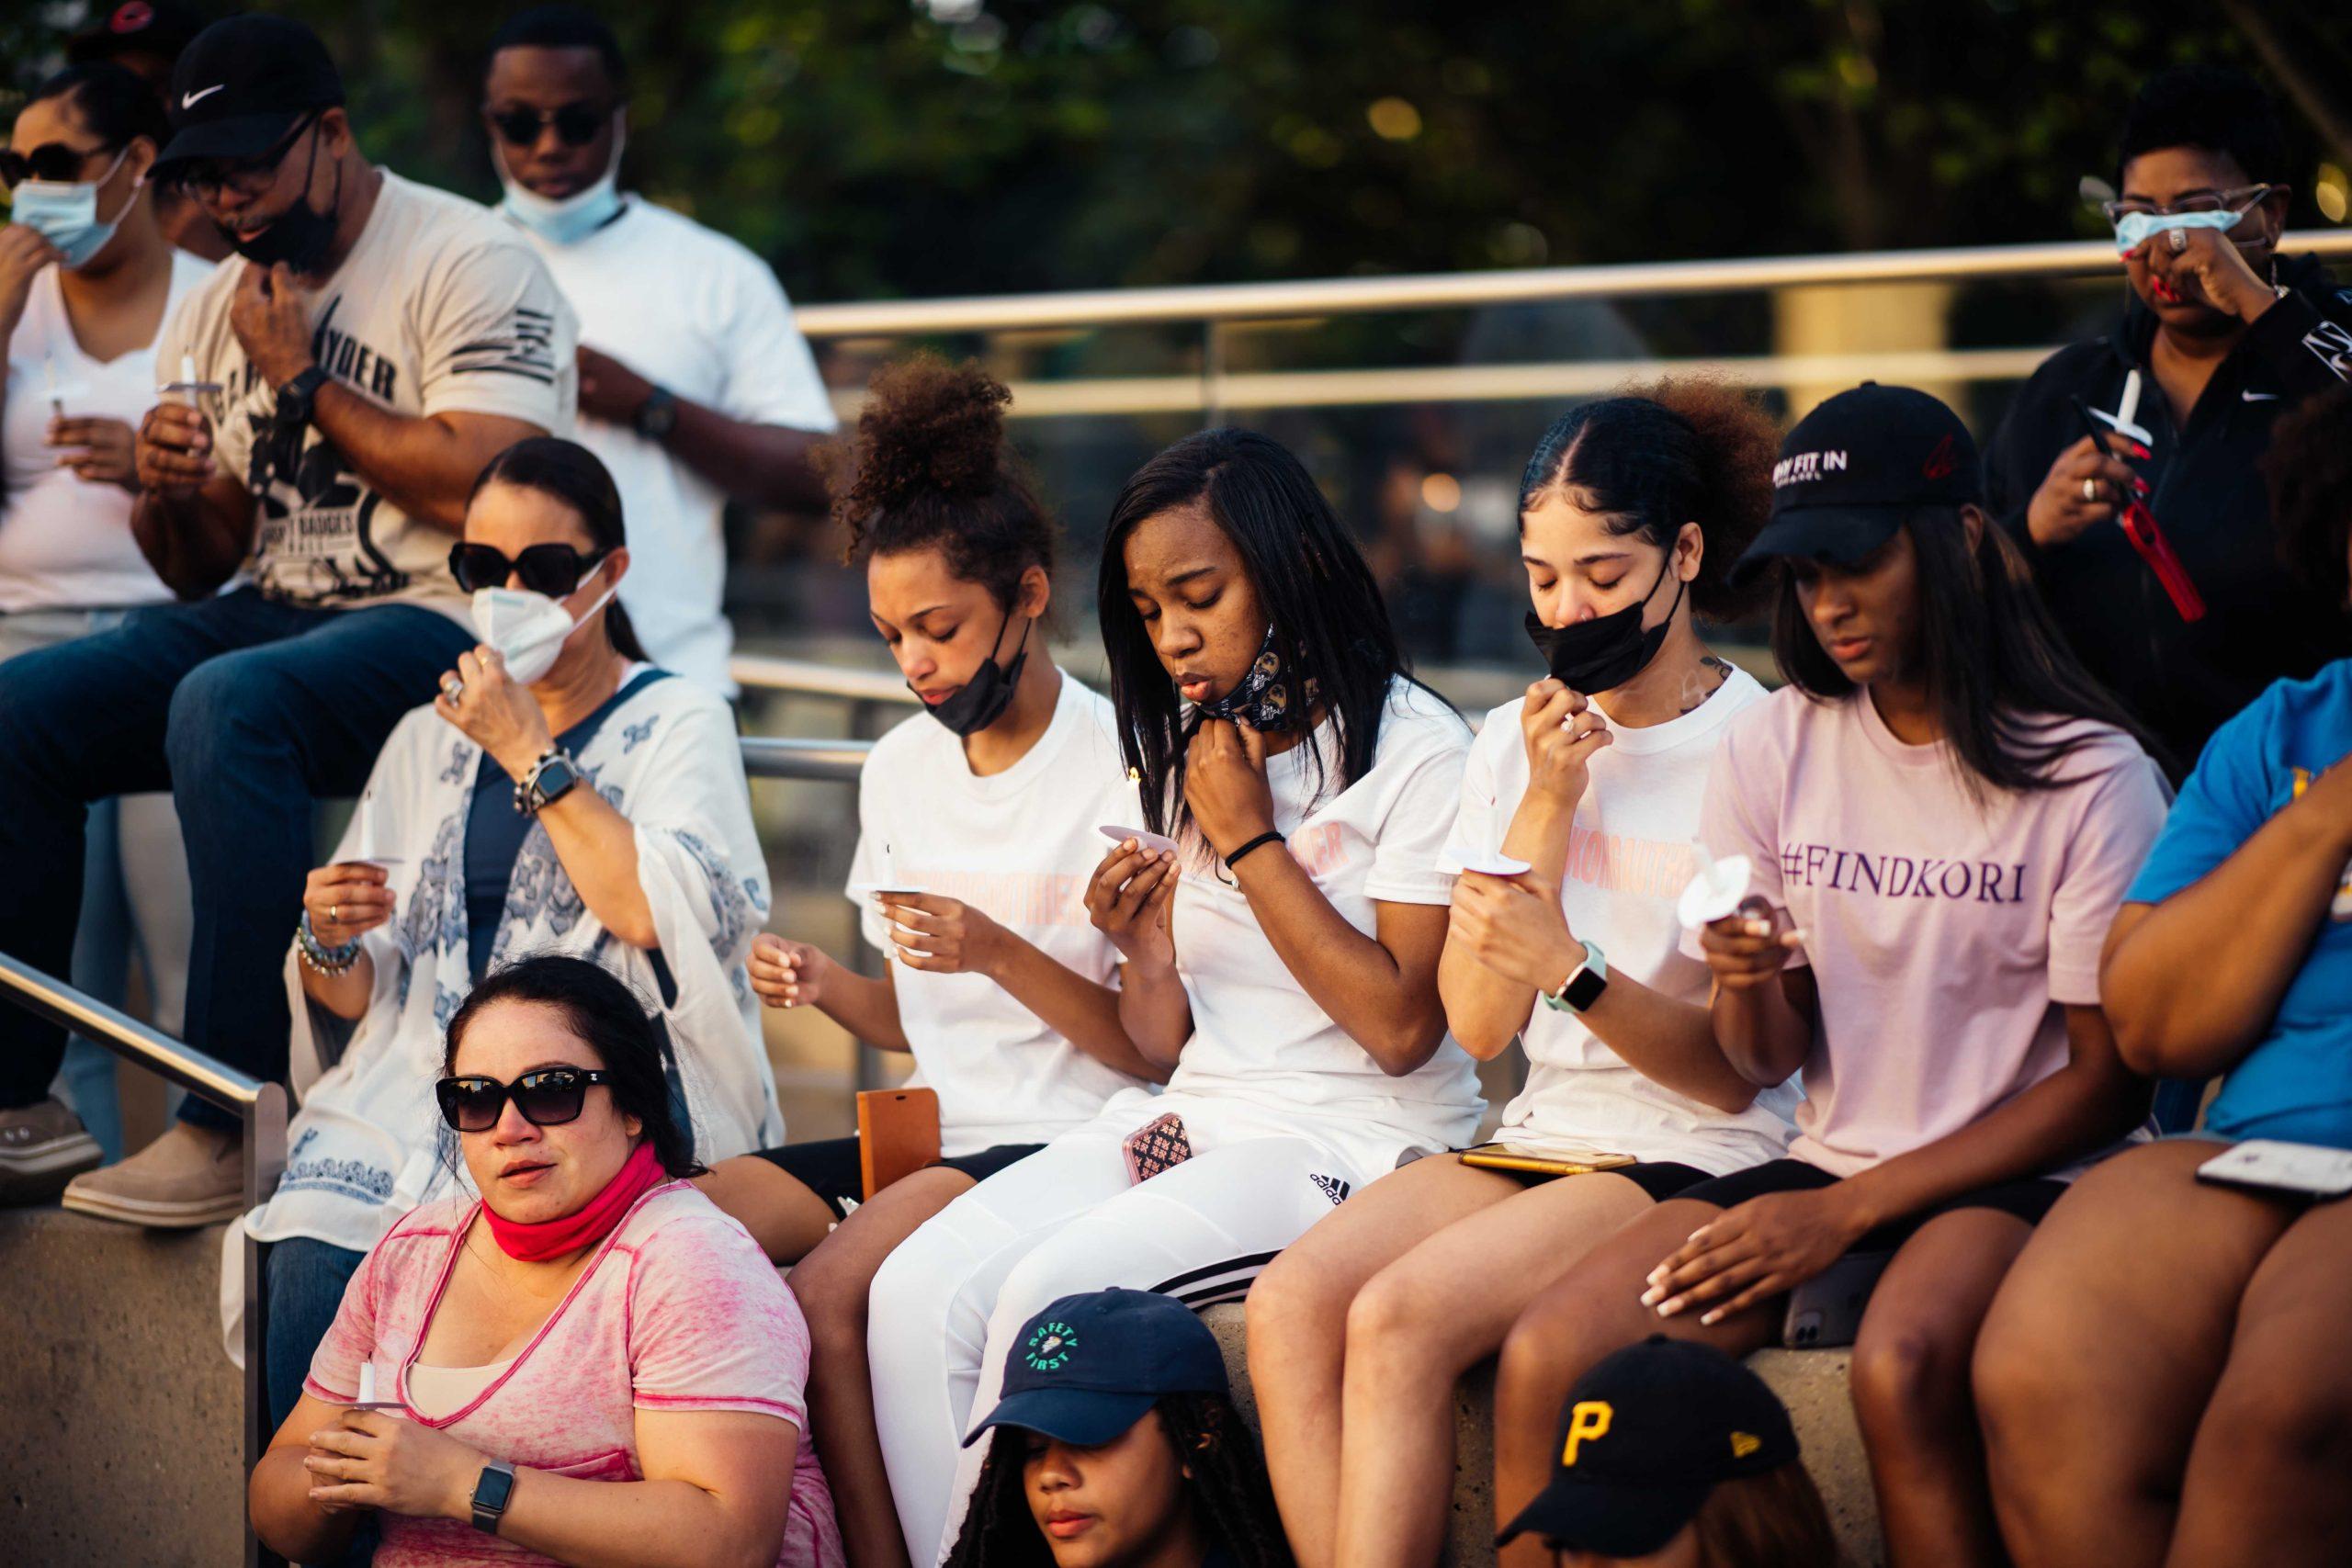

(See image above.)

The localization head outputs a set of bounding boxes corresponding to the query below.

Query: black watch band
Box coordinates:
[469,1460,516,1534]
[633,385,679,441]
[276,367,330,428]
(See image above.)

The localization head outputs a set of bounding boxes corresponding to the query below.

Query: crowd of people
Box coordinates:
[4,10,2350,1568]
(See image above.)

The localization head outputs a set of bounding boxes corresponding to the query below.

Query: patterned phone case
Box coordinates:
[1123,1112,1193,1184]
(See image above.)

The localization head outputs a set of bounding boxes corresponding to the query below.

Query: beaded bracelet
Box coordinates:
[297,910,363,977]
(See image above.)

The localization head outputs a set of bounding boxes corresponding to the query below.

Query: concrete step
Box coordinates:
[0,1211,1884,1568]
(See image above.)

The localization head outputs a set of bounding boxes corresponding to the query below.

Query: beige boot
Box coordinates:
[61,1122,243,1227]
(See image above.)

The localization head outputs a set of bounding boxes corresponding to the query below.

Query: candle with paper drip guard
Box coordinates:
[849,840,927,900]
[1675,840,1757,931]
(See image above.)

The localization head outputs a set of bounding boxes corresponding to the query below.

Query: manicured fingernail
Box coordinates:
[1657,1298,1682,1318]
[1746,919,1770,936]
[1701,1310,1724,1326]
[1639,1286,1663,1307]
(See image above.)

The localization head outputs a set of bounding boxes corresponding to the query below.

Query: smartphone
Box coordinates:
[1099,824,1181,856]
[1781,1250,1894,1349]
[2195,1139,2352,1201]
[856,1088,942,1201]
[1457,1144,1634,1179]
[1122,1112,1193,1184]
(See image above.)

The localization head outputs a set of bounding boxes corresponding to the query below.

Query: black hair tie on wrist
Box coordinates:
[1224,829,1285,872]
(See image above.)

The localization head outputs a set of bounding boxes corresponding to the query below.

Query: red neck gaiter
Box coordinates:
[481,1141,667,1263]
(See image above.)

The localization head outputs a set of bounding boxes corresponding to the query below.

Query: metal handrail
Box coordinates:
[729,655,917,707]
[794,231,2352,337]
[0,952,287,1568]
[740,735,876,780]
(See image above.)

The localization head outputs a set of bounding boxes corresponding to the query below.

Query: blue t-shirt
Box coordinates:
[2126,660,2352,1147]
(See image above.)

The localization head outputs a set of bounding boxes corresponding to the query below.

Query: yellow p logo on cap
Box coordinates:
[1561,1400,1613,1467]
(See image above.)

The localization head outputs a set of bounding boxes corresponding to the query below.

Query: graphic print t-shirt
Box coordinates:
[1685,687,2170,1177]
[158,170,577,617]
[845,674,1155,1156]
[1442,668,1797,1174]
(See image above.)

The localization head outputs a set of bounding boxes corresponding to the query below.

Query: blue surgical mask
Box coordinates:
[12,147,133,270]
[497,118,625,247]
[2111,208,2242,257]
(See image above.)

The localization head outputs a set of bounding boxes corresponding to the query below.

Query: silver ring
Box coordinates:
[440,675,463,703]
[2082,476,2099,502]
[330,904,340,924]
[2168,226,2188,254]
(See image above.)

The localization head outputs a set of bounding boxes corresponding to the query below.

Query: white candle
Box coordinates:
[180,353,198,390]
[356,1362,377,1404]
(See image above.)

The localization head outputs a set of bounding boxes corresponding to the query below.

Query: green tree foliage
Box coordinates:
[14,2,2348,302]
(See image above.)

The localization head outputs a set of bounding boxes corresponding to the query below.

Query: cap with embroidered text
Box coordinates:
[151,16,345,178]
[1730,382,1983,587]
[1496,1336,1801,1555]
[962,1289,1229,1450]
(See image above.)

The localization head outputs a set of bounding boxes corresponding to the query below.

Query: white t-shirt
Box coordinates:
[1685,688,2171,1177]
[845,672,1156,1156]
[1,252,213,613]
[513,198,837,694]
[1158,678,1485,1156]
[1442,669,1797,1175]
[158,170,578,619]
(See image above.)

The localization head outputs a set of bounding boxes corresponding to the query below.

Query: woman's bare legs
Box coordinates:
[1247,1154,1523,1568]
[695,1154,842,1263]
[1492,1198,1773,1568]
[2165,1190,2352,1568]
[1973,1142,2292,1568]
[1847,1209,2033,1568]
[788,1167,977,1568]
[1331,1170,1657,1568]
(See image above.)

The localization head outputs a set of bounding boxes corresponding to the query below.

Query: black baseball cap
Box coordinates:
[1729,382,1983,587]
[1496,1337,1802,1556]
[152,16,345,177]
[67,1,210,66]
[963,1289,1229,1450]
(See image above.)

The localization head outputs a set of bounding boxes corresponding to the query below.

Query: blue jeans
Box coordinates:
[265,1236,378,1568]
[0,588,473,1123]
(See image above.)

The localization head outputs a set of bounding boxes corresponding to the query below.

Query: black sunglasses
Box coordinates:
[173,114,319,201]
[449,541,609,597]
[485,102,614,148]
[435,1067,611,1133]
[0,141,121,190]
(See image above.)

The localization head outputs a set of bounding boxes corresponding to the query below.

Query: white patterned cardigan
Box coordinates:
[220,667,784,1362]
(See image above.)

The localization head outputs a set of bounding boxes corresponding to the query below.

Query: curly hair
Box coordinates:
[2266,382,2352,609]
[1518,378,1781,622]
[941,1393,1295,1568]
[825,354,1058,617]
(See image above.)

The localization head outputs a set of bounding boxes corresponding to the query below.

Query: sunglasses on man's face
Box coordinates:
[0,141,122,190]
[435,1067,611,1133]
[175,115,320,202]
[486,102,614,148]
[449,541,609,597]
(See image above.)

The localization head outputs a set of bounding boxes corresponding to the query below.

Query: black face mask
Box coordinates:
[920,610,1030,737]
[214,129,342,275]
[1523,558,1685,694]
[1193,623,1310,732]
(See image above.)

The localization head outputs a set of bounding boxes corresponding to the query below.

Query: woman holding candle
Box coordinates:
[0,62,211,1183]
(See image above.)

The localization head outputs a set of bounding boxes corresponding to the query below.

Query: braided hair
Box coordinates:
[941,1393,1295,1568]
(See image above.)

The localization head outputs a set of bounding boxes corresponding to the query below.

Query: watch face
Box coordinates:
[475,1463,516,1511]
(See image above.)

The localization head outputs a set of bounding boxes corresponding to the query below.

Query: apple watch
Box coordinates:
[469,1459,516,1534]
[1540,938,1609,1015]
[514,748,582,816]
[633,384,679,442]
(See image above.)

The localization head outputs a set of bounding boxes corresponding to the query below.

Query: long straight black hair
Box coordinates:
[1096,427,1432,846]
[1771,506,2165,792]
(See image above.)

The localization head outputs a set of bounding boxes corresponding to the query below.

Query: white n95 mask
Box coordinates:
[469,563,616,685]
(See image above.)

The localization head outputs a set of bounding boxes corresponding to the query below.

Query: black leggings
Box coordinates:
[749,1136,1046,1220]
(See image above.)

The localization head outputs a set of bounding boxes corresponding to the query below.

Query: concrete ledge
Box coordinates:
[1199,1303,1884,1567]
[0,1208,245,1567]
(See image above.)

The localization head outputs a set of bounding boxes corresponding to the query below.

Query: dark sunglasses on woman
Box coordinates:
[484,102,614,148]
[449,541,609,597]
[435,1067,612,1133]
[0,141,119,189]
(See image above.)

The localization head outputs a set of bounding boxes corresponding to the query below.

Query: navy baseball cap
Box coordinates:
[963,1289,1229,1450]
[1496,1337,1802,1555]
[153,16,345,177]
[1730,382,1983,587]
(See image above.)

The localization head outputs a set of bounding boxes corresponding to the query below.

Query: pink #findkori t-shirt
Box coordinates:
[1683,688,2169,1178]
[305,1182,843,1567]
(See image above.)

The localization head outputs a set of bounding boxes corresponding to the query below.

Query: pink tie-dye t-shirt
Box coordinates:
[305,1181,843,1567]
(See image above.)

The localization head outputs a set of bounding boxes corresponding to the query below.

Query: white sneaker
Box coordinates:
[61,1122,244,1227]
[0,1097,103,1202]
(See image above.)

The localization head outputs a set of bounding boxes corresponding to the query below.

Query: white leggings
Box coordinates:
[866,1113,1376,1565]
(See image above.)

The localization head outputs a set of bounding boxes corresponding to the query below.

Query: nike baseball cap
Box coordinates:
[1496,1337,1802,1556]
[1729,382,1984,587]
[152,15,345,177]
[963,1289,1229,1450]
